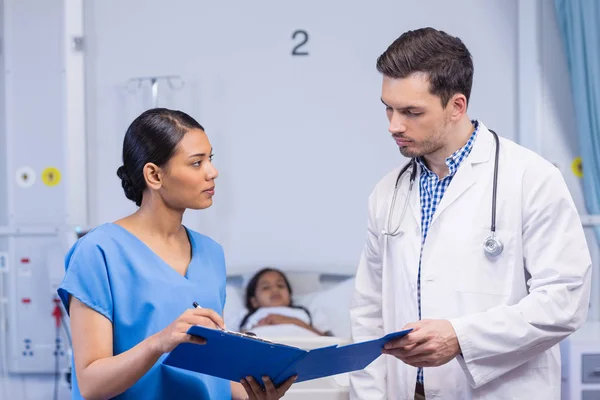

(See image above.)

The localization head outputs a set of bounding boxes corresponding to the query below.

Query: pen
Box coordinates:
[192,302,225,331]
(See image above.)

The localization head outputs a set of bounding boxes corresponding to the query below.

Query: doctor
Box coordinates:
[349,27,592,400]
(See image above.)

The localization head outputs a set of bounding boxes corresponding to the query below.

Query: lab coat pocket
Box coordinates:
[454,228,517,297]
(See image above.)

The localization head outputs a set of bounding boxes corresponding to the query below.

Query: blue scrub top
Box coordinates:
[57,223,232,400]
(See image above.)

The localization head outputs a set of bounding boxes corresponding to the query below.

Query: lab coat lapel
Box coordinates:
[429,126,494,228]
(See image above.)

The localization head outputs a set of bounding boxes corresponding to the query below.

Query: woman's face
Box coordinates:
[250,271,291,309]
[157,128,219,210]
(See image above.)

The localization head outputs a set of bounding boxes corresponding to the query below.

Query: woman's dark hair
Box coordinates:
[239,267,312,331]
[116,108,204,206]
[376,27,474,107]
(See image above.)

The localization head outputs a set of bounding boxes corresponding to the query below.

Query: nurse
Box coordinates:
[57,108,295,400]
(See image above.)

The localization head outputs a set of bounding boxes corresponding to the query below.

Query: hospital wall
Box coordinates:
[84,0,520,274]
[0,1,597,400]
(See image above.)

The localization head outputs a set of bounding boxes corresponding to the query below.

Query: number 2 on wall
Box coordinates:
[292,30,309,56]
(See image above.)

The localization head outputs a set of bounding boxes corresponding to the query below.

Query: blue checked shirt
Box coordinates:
[415,121,479,385]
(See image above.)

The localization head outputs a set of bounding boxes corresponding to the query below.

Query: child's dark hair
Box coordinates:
[239,267,312,331]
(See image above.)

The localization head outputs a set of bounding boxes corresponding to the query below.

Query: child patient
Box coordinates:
[239,268,332,336]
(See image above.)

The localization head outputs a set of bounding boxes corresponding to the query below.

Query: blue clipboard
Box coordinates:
[162,325,411,387]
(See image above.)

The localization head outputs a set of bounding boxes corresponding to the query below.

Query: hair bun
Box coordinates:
[116,165,140,205]
[116,165,128,180]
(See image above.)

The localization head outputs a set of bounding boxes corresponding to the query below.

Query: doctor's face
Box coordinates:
[250,271,292,309]
[381,73,452,158]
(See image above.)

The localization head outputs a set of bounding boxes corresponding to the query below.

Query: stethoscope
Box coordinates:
[382,129,504,258]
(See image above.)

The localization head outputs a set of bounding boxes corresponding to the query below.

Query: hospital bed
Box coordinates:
[224,271,356,400]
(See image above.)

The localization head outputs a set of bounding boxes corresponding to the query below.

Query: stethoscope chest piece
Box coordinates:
[483,234,504,258]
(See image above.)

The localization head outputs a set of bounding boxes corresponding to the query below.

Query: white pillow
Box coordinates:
[295,277,356,339]
[223,284,245,330]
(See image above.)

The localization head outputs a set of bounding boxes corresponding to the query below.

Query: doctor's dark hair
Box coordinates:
[116,108,204,206]
[376,27,474,107]
[239,267,313,331]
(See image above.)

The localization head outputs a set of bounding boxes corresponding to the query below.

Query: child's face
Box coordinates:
[250,271,291,309]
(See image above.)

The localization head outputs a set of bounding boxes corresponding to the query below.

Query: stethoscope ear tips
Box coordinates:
[483,236,504,257]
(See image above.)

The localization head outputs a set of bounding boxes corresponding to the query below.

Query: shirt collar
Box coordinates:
[416,120,479,178]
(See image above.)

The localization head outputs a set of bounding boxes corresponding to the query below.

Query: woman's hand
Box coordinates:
[151,308,225,354]
[240,375,297,400]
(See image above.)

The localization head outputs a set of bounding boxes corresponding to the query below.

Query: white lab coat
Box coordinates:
[349,122,592,400]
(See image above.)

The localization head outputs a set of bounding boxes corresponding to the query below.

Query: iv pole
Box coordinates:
[126,75,185,108]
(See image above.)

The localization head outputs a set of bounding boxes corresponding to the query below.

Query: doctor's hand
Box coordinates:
[382,319,461,368]
[240,375,297,400]
[150,308,225,354]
